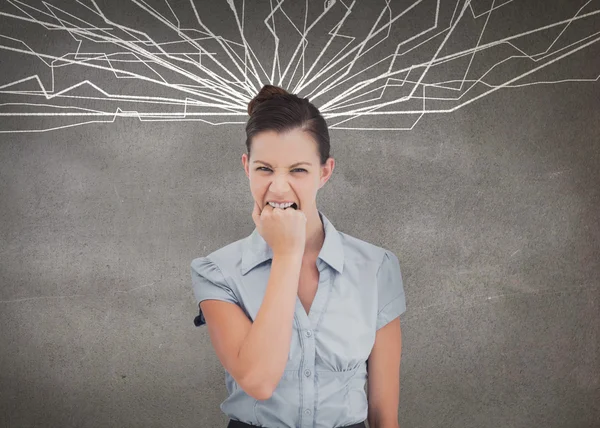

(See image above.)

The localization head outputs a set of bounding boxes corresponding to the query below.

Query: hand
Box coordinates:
[252,201,307,257]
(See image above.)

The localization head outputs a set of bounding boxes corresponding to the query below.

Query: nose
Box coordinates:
[269,173,292,193]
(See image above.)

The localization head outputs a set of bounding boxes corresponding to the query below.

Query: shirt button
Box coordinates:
[304,369,311,377]
[304,409,312,415]
[305,330,312,337]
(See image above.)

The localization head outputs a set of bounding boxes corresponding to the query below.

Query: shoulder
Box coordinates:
[191,236,246,278]
[337,231,395,268]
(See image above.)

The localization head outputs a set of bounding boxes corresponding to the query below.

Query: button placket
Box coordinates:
[296,307,316,428]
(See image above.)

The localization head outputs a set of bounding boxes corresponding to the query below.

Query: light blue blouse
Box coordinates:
[191,210,407,428]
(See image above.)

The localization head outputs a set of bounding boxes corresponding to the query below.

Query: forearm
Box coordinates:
[237,252,303,394]
[367,413,400,428]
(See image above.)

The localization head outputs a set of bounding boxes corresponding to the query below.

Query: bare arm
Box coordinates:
[367,317,402,428]
[200,251,302,400]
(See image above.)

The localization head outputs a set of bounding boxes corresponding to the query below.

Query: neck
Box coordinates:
[304,208,325,255]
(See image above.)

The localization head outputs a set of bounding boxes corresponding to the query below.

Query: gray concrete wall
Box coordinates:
[0,1,598,427]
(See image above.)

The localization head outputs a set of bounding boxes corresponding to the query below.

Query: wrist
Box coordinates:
[273,250,303,260]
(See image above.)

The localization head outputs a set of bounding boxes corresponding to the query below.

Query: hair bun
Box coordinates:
[247,84,290,116]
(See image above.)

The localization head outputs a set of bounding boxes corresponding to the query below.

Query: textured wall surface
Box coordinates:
[1,1,599,427]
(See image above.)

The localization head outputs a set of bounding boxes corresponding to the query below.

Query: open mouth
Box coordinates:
[267,202,298,210]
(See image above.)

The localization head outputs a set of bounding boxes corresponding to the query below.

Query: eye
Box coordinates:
[256,167,307,172]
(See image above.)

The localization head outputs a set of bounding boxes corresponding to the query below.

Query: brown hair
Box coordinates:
[245,84,331,165]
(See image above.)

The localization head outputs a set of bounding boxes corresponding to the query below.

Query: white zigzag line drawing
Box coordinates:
[0,0,598,132]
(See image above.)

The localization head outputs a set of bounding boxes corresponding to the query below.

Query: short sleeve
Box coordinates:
[376,250,407,330]
[190,257,238,327]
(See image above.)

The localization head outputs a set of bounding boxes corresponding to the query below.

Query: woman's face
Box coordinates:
[242,128,334,213]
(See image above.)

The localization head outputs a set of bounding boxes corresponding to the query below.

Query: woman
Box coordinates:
[191,85,406,428]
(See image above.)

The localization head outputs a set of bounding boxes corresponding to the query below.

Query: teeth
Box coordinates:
[268,202,294,209]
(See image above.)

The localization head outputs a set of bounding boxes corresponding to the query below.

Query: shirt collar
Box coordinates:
[241,210,344,276]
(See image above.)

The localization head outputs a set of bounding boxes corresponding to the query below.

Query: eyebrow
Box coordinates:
[253,160,312,168]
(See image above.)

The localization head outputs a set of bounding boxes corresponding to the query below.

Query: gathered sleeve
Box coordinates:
[190,257,238,327]
[375,250,407,330]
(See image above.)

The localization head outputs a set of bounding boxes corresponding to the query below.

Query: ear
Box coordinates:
[242,153,250,178]
[319,157,335,188]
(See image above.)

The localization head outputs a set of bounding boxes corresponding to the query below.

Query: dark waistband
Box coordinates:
[227,419,366,428]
